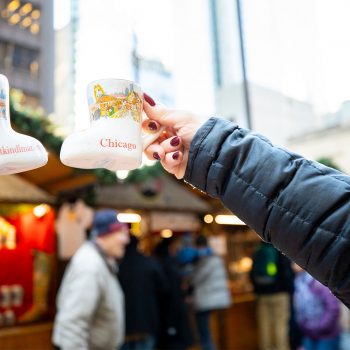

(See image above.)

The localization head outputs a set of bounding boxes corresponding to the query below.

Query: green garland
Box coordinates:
[10,98,63,154]
[316,157,342,171]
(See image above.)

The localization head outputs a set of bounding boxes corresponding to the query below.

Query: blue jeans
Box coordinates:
[303,336,339,350]
[340,332,350,350]
[195,310,216,350]
[120,335,155,350]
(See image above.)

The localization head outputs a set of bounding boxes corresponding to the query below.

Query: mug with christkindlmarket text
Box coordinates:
[60,79,163,171]
[0,74,48,175]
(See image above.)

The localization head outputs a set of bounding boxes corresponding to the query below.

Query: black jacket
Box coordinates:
[184,117,350,306]
[118,245,167,337]
[156,255,193,350]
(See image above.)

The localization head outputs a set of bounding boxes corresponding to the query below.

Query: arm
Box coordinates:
[56,270,101,349]
[184,117,350,305]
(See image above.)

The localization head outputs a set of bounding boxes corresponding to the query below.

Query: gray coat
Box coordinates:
[52,242,124,350]
[184,117,350,307]
[192,255,231,311]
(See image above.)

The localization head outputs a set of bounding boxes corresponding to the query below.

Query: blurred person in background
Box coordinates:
[154,237,194,350]
[191,234,231,350]
[293,263,340,350]
[250,241,294,350]
[52,209,129,350]
[118,235,168,350]
[339,302,350,350]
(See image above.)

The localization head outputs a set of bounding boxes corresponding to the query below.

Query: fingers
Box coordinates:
[161,151,184,175]
[143,93,175,128]
[144,135,182,161]
[144,143,165,161]
[160,136,182,153]
[141,119,161,134]
[143,92,188,179]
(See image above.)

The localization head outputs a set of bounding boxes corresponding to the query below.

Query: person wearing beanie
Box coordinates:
[53,209,130,350]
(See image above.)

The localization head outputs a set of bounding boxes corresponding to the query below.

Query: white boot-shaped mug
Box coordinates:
[0,74,48,175]
[60,79,163,171]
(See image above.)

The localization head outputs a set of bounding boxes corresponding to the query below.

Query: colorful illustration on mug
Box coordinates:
[91,84,142,123]
[0,89,6,119]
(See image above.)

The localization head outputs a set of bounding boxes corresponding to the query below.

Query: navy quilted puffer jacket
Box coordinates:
[184,117,350,306]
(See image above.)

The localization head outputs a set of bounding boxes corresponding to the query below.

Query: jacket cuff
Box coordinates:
[184,117,238,194]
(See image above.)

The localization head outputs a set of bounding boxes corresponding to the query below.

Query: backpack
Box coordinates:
[251,244,279,286]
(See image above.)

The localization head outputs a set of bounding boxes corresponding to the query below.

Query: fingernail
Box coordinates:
[170,136,180,147]
[148,121,158,131]
[153,152,160,160]
[144,93,156,106]
[172,151,180,160]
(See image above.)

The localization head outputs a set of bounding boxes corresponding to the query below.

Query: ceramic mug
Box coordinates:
[0,285,11,308]
[60,79,163,171]
[0,74,48,175]
[11,284,24,307]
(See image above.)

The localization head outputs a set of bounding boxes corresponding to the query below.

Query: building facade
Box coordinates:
[0,0,54,113]
[209,0,321,145]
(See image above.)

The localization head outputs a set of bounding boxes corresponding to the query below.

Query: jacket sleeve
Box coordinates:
[184,117,350,306]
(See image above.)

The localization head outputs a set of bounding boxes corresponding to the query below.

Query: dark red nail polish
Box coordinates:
[172,151,180,160]
[153,152,160,160]
[170,136,180,147]
[148,121,157,131]
[144,93,156,106]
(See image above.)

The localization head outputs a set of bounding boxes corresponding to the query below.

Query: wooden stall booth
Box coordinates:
[0,175,56,350]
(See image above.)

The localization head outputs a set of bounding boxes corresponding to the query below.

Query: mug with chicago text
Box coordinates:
[60,79,163,171]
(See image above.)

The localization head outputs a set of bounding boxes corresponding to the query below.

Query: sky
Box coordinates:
[54,0,215,130]
[54,0,350,127]
[243,0,350,115]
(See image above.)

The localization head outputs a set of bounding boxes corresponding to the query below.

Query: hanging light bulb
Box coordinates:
[33,204,50,218]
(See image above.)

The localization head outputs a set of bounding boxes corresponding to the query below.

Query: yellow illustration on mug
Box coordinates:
[0,88,6,119]
[90,83,142,122]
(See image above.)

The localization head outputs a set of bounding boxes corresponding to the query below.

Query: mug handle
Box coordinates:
[141,122,165,151]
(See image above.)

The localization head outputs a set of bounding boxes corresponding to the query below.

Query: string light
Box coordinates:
[33,204,50,218]
[31,9,40,20]
[20,16,32,28]
[203,214,214,224]
[19,3,32,16]
[7,0,20,12]
[215,215,246,225]
[117,213,141,223]
[161,229,173,238]
[30,22,39,34]
[8,13,20,25]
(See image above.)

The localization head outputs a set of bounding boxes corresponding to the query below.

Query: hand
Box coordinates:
[142,93,204,179]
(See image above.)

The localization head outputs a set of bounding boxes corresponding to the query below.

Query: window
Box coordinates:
[0,40,39,76]
[0,0,41,35]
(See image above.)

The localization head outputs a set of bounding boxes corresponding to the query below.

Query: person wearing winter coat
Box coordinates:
[294,266,340,350]
[250,242,294,350]
[154,238,194,350]
[191,235,231,350]
[142,94,350,307]
[52,209,129,350]
[118,235,168,350]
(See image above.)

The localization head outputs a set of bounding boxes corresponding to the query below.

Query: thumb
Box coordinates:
[143,93,175,128]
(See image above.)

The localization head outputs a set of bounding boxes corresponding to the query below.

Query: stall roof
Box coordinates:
[0,174,55,204]
[18,152,96,195]
[95,173,211,213]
